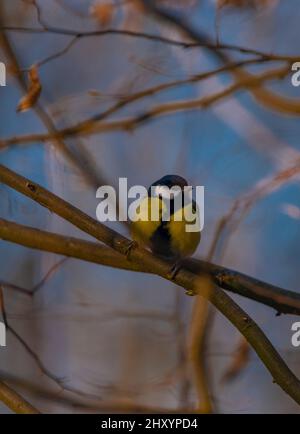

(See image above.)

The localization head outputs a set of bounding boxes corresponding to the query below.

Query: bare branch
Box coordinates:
[0,216,300,316]
[0,15,106,189]
[0,289,40,414]
[0,165,300,404]
[0,64,289,149]
[0,379,40,414]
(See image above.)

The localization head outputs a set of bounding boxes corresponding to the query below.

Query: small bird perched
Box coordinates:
[130,175,201,269]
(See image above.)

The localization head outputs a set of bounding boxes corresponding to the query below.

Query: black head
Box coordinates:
[148,175,188,197]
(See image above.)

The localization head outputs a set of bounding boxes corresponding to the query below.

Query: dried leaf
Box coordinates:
[17,65,42,113]
[90,1,115,26]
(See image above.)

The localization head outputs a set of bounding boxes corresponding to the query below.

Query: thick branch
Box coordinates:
[0,218,300,316]
[0,380,40,414]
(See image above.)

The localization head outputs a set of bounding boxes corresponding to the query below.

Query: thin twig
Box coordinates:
[142,0,300,116]
[0,379,40,414]
[1,25,298,62]
[0,64,290,149]
[0,14,105,189]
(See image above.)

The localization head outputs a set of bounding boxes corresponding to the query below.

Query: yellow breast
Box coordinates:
[130,196,201,258]
[130,196,165,248]
[167,203,201,258]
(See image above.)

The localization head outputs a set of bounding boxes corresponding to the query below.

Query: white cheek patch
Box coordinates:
[153,185,182,199]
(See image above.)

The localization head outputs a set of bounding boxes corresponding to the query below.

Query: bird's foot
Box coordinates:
[185,289,196,296]
[167,260,197,296]
[167,260,182,281]
[124,240,138,260]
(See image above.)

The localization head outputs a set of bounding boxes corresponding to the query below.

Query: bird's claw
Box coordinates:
[167,261,181,281]
[124,240,138,260]
[185,289,196,296]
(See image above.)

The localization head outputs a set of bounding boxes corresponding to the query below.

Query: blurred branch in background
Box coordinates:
[0,369,198,413]
[0,378,40,414]
[0,289,40,413]
[0,6,109,190]
[202,155,300,383]
[188,276,214,413]
[0,63,291,149]
[142,0,300,116]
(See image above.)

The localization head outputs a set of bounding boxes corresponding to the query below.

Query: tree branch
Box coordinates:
[0,164,300,404]
[0,288,40,414]
[0,25,298,62]
[0,216,300,315]
[0,64,289,150]
[0,14,105,190]
[142,0,300,116]
[0,380,40,414]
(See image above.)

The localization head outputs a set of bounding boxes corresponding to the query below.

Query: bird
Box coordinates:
[130,175,201,275]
